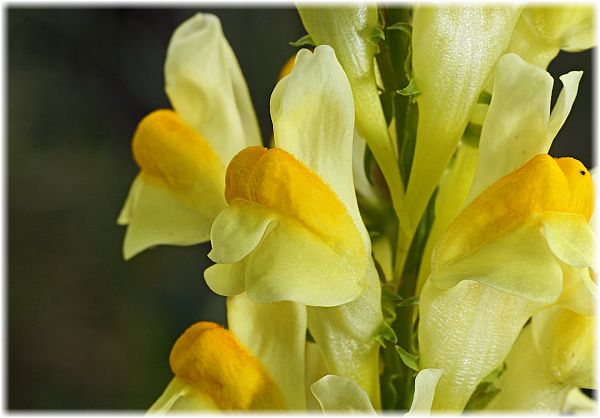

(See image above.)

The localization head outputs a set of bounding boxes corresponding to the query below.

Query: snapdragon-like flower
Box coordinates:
[149,321,443,413]
[419,154,594,411]
[206,45,384,405]
[118,14,261,259]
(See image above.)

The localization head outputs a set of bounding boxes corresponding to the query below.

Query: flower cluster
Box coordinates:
[118,5,596,414]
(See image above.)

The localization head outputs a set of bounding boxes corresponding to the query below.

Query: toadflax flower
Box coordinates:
[149,320,444,413]
[117,13,261,259]
[205,45,383,405]
[418,153,594,411]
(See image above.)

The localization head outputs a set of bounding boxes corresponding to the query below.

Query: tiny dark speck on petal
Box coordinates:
[580,170,586,175]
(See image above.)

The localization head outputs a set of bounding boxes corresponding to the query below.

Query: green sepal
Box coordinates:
[397,296,419,307]
[363,143,376,186]
[386,22,412,37]
[396,79,420,97]
[395,345,420,372]
[462,122,482,148]
[481,362,506,383]
[463,362,506,410]
[376,321,398,347]
[368,25,386,54]
[289,34,314,47]
[464,382,502,410]
[306,328,316,343]
[477,90,492,104]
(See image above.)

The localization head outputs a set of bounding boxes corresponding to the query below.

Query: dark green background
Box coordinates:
[7,8,593,410]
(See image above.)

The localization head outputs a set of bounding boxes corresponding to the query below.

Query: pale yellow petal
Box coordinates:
[307,263,383,407]
[468,54,582,201]
[406,369,443,415]
[121,175,213,260]
[208,201,276,264]
[270,46,367,246]
[165,13,261,165]
[562,388,598,415]
[310,375,376,414]
[407,5,521,227]
[419,279,540,411]
[227,294,307,410]
[431,219,563,303]
[486,325,571,412]
[305,342,328,411]
[532,306,596,389]
[558,265,596,316]
[203,262,245,297]
[416,141,479,294]
[148,377,218,413]
[541,212,595,269]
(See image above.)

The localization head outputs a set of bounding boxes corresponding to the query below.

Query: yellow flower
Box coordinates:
[117,13,261,259]
[149,321,444,413]
[205,45,383,406]
[418,154,594,411]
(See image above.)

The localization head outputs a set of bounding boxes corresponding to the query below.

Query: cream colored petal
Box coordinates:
[245,217,365,306]
[270,46,367,245]
[562,388,598,415]
[407,5,521,226]
[310,375,376,414]
[416,141,479,294]
[558,266,596,316]
[307,262,383,407]
[541,212,595,269]
[431,220,563,304]
[208,201,277,264]
[406,369,443,415]
[148,377,219,413]
[297,6,407,227]
[523,6,596,52]
[532,306,596,388]
[203,262,245,297]
[305,342,328,411]
[486,325,571,412]
[419,279,540,411]
[227,294,307,410]
[548,71,583,138]
[468,54,582,202]
[165,13,261,165]
[120,175,214,260]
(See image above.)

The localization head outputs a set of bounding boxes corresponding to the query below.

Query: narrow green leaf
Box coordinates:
[289,34,314,47]
[395,345,420,371]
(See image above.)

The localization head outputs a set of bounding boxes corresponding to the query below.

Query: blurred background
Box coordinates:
[7,7,593,410]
